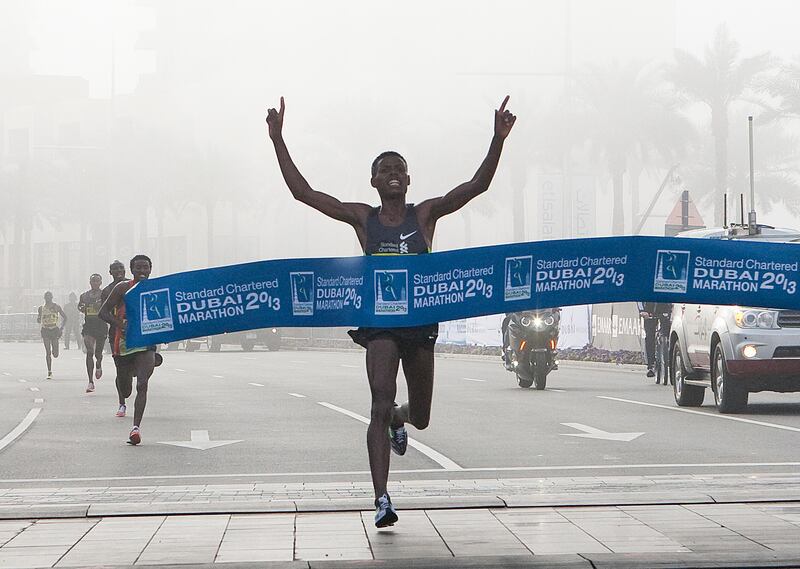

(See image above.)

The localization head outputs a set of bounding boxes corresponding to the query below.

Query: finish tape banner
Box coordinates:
[125,236,800,348]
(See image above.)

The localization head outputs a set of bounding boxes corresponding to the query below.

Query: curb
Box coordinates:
[4,490,800,520]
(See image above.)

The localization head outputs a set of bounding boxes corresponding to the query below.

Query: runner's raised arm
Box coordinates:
[417,96,516,228]
[266,97,370,230]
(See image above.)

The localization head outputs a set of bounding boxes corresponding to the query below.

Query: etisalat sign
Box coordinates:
[124,236,800,348]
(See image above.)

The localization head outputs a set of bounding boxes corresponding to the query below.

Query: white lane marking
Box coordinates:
[8,461,800,484]
[340,364,360,369]
[212,375,224,379]
[549,389,566,392]
[175,368,186,372]
[463,377,486,382]
[29,387,40,392]
[158,430,242,451]
[2,372,11,376]
[317,401,462,471]
[248,382,265,387]
[599,396,800,434]
[288,393,306,398]
[0,408,41,453]
[34,398,44,404]
[561,423,645,442]
[18,379,27,383]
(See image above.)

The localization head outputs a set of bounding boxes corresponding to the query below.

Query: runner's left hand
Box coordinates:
[494,96,516,139]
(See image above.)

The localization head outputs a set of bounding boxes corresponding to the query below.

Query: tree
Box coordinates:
[569,60,691,234]
[669,24,772,225]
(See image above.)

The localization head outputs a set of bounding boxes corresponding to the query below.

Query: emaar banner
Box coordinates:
[125,236,800,348]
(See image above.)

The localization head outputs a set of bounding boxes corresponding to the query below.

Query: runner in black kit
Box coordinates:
[266,96,516,527]
[79,273,108,393]
[101,260,130,416]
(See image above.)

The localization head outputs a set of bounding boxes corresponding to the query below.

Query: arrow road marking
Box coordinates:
[34,398,44,404]
[560,423,644,442]
[29,387,40,392]
[318,401,462,471]
[158,430,243,451]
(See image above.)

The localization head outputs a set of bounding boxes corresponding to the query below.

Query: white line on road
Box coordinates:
[212,375,224,379]
[18,379,27,383]
[34,398,44,404]
[248,383,265,387]
[288,393,306,398]
[7,461,800,484]
[29,387,39,392]
[340,364,360,369]
[0,408,41,453]
[462,377,486,382]
[2,372,11,376]
[317,401,463,471]
[549,389,566,393]
[175,368,186,372]
[599,396,800,434]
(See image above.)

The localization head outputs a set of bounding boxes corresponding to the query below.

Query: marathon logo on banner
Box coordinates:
[123,236,800,349]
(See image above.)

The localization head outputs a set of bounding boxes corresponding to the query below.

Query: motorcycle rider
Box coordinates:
[501,308,561,370]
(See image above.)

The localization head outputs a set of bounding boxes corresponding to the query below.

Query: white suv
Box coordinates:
[670,225,800,413]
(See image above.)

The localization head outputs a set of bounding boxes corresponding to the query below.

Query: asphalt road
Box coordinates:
[3,342,800,486]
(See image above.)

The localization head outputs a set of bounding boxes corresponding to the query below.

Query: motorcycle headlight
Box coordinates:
[532,317,544,329]
[520,316,532,327]
[734,309,779,329]
[271,328,278,333]
[544,315,555,327]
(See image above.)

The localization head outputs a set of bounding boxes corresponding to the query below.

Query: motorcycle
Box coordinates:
[502,309,560,390]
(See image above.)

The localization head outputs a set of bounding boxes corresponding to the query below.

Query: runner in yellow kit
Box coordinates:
[37,291,66,379]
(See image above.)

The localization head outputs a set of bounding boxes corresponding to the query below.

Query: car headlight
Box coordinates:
[734,309,779,329]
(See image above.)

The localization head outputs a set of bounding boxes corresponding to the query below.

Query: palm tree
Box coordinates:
[568,60,692,234]
[668,24,772,225]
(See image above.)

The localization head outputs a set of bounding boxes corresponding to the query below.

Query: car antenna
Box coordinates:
[723,194,728,229]
[748,115,759,235]
[740,193,745,226]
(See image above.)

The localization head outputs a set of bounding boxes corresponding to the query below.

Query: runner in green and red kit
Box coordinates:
[99,255,159,445]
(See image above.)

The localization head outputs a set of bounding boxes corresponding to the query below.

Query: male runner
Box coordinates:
[37,291,66,379]
[266,96,515,527]
[101,260,130,415]
[63,292,81,350]
[99,255,157,445]
[79,274,109,393]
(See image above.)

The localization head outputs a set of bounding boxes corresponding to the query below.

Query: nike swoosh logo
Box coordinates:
[399,231,417,241]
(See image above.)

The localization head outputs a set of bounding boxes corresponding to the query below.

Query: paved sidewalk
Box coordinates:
[5,501,800,568]
[4,474,800,567]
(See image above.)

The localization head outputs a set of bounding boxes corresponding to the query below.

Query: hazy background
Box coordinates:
[2,0,800,311]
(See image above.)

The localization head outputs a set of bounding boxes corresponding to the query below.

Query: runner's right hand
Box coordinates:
[266,97,285,140]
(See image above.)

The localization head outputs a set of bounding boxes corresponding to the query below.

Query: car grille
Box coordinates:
[778,311,800,328]
[773,346,800,358]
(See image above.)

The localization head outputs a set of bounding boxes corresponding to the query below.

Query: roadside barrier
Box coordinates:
[124,236,800,349]
[0,313,39,341]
